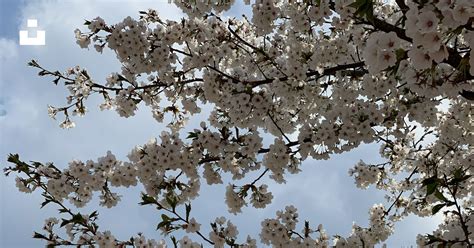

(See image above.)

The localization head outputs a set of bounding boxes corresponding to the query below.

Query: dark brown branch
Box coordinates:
[247,61,365,87]
[384,166,418,215]
[395,0,408,14]
[444,174,472,246]
[460,90,474,101]
[267,111,292,143]
[250,168,269,186]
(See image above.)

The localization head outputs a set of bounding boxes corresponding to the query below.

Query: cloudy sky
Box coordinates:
[0,0,442,247]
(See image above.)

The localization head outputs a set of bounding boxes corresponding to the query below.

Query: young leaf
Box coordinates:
[40,199,53,209]
[432,203,446,215]
[434,189,447,202]
[186,132,199,140]
[166,195,177,211]
[60,218,71,228]
[170,236,178,248]
[185,203,191,222]
[157,220,169,231]
[27,60,39,67]
[161,214,170,222]
[33,232,47,240]
[140,193,157,205]
[7,153,20,164]
[426,182,438,196]
[71,213,85,224]
[52,77,61,85]
[89,210,99,219]
[58,208,69,213]
[422,176,438,186]
[304,221,310,238]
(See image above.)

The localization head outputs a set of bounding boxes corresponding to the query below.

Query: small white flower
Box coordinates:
[453,1,473,24]
[59,118,76,129]
[185,218,201,233]
[74,29,91,49]
[47,105,57,120]
[416,10,438,33]
[408,48,432,70]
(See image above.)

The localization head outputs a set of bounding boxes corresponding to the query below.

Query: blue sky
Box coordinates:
[0,1,442,247]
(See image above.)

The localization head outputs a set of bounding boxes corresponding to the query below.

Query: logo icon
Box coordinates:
[19,19,45,46]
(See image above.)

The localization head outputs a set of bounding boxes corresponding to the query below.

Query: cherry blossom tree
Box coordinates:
[4,0,474,247]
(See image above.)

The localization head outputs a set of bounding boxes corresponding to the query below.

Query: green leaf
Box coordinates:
[161,214,170,222]
[426,182,437,196]
[27,60,40,67]
[157,220,169,230]
[365,1,375,23]
[7,154,30,173]
[425,234,441,245]
[84,20,91,25]
[395,48,407,61]
[164,106,179,114]
[349,0,375,23]
[453,168,463,179]
[450,168,471,185]
[186,132,199,140]
[31,161,42,168]
[434,189,447,202]
[446,201,455,207]
[304,221,310,237]
[459,175,471,181]
[348,0,367,9]
[166,195,177,211]
[140,193,157,205]
[422,176,438,186]
[71,213,85,224]
[7,153,20,164]
[432,203,446,215]
[157,214,179,231]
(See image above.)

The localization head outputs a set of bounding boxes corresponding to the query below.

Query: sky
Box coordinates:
[0,0,443,247]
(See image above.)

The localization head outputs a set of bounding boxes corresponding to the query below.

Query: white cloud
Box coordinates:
[0,38,18,60]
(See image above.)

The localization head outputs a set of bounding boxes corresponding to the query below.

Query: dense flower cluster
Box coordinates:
[260,206,331,247]
[6,0,474,247]
[348,160,383,189]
